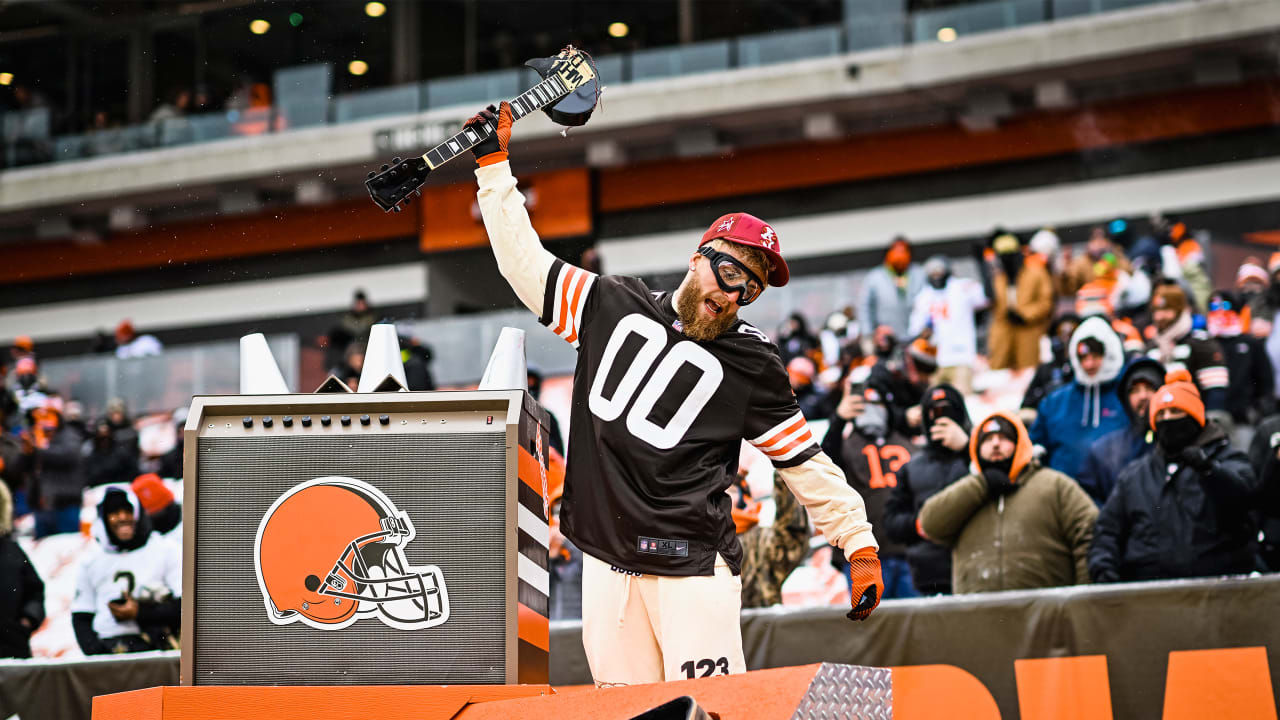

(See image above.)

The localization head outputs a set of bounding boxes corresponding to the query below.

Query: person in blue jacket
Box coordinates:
[1030,316,1128,486]
[1075,357,1165,506]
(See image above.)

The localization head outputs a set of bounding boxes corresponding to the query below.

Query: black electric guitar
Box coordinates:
[365,46,598,213]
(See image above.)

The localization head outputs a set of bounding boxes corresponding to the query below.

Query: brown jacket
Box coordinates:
[917,410,1098,594]
[988,255,1054,371]
[1059,245,1131,297]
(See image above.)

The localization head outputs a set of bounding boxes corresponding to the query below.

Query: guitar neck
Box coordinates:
[421,73,572,170]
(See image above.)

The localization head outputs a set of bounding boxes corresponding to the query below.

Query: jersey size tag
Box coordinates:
[638,536,689,557]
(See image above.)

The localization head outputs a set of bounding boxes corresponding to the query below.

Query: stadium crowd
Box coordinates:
[3,218,1280,658]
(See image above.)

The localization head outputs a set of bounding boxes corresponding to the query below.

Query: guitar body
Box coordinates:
[365,46,598,213]
[523,56,598,127]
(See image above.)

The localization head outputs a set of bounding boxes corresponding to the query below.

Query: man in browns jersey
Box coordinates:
[466,102,882,686]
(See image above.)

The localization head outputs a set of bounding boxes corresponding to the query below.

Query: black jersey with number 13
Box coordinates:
[539,259,821,577]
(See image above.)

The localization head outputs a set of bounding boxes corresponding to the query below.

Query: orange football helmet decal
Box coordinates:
[254,477,450,631]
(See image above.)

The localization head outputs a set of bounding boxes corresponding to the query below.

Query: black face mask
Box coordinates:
[17,374,35,390]
[1268,283,1280,306]
[876,337,896,359]
[982,455,1014,477]
[928,274,948,290]
[999,253,1022,277]
[1049,337,1066,363]
[1155,416,1202,453]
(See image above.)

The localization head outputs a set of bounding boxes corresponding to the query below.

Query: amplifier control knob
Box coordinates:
[320,415,332,426]
[282,416,293,427]
[301,416,312,427]
[242,416,253,428]
[340,415,352,426]
[379,414,390,425]
[262,416,273,428]
[360,415,371,426]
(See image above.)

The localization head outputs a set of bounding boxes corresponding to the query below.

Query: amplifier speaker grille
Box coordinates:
[193,431,507,685]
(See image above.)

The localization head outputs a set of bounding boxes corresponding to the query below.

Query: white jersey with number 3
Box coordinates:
[72,532,182,638]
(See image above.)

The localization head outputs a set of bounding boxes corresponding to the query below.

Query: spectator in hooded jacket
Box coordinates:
[85,419,139,488]
[918,411,1097,594]
[131,474,181,537]
[72,487,182,654]
[1246,413,1280,572]
[1021,313,1081,422]
[858,237,924,341]
[1146,282,1229,420]
[1206,290,1274,427]
[1234,257,1273,333]
[0,481,44,659]
[987,233,1054,371]
[777,313,820,367]
[908,256,988,395]
[11,357,47,416]
[822,366,917,599]
[104,399,139,459]
[1060,226,1133,298]
[882,384,970,595]
[28,406,86,538]
[1089,370,1260,582]
[1029,317,1128,485]
[1076,358,1163,507]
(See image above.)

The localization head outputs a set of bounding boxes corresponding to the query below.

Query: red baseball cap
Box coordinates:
[700,212,789,287]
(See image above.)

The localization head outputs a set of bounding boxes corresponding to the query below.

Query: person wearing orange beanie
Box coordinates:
[1089,369,1262,582]
[131,474,181,536]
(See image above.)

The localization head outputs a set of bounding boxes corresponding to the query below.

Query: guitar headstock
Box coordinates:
[365,156,431,213]
[552,46,596,93]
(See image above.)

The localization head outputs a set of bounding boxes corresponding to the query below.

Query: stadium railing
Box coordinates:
[0,0,1188,168]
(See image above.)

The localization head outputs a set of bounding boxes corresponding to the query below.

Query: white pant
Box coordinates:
[580,552,746,686]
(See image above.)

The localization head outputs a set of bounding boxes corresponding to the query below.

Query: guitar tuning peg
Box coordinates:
[381,164,389,171]
[393,206,402,213]
[414,189,422,197]
[392,157,402,164]
[367,171,376,179]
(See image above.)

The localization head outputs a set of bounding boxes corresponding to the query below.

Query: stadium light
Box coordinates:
[937,27,957,42]
[608,22,629,38]
[0,73,12,86]
[250,19,271,35]
[365,2,387,17]
[289,12,303,27]
[348,60,370,76]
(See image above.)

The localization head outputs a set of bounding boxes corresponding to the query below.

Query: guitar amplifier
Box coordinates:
[179,390,551,686]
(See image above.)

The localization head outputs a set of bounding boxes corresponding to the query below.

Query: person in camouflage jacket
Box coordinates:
[737,470,810,609]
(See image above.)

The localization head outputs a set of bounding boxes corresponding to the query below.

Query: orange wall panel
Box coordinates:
[598,81,1280,212]
[419,168,591,253]
[3,199,418,285]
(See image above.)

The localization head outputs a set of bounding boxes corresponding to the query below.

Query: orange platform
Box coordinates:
[92,664,1008,720]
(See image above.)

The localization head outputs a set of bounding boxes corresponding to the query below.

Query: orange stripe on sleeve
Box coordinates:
[764,430,813,458]
[553,267,581,336]
[563,270,589,344]
[758,416,807,448]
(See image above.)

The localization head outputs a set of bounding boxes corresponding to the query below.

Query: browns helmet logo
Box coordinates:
[254,477,450,631]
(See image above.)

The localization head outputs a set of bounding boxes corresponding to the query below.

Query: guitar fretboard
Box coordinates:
[422,73,571,169]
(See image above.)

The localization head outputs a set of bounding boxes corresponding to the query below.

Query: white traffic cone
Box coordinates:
[239,333,289,394]
[358,323,409,393]
[478,327,527,391]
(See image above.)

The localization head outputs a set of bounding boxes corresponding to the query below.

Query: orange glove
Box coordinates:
[464,101,513,167]
[846,546,883,621]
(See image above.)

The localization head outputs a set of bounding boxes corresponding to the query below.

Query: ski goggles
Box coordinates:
[698,246,765,305]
